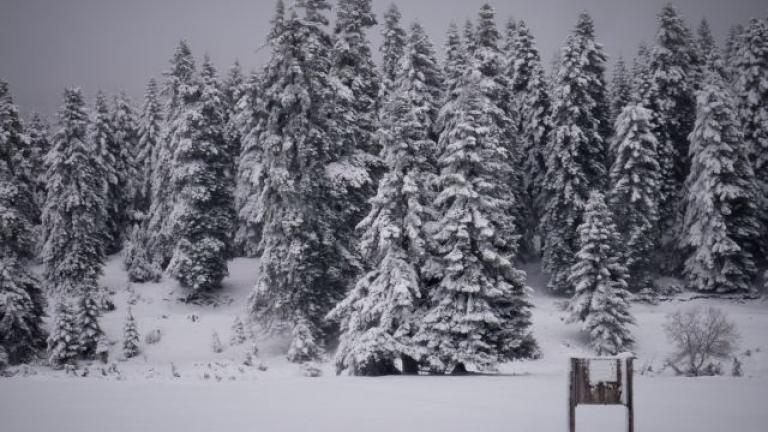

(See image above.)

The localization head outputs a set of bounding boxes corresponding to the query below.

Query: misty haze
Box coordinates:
[0,1,767,431]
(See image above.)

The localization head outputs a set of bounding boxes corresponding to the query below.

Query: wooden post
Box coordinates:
[569,358,577,432]
[626,358,634,432]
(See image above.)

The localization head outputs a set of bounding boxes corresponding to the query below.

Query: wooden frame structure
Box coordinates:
[568,356,634,432]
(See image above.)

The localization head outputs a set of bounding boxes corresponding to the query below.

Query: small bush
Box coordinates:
[145,329,162,345]
[663,306,739,376]
[211,332,224,353]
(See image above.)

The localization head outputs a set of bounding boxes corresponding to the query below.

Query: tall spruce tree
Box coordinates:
[379,3,407,101]
[233,69,264,257]
[640,4,697,247]
[542,13,609,294]
[609,56,632,126]
[135,78,163,216]
[91,91,125,254]
[112,92,140,218]
[0,103,47,363]
[723,24,745,80]
[415,72,536,373]
[734,18,768,250]
[42,88,106,295]
[510,20,552,259]
[248,0,346,360]
[328,22,443,376]
[0,81,37,225]
[567,191,634,355]
[608,104,661,291]
[76,293,103,359]
[146,40,197,270]
[167,56,233,294]
[681,71,760,293]
[27,113,51,215]
[329,0,381,288]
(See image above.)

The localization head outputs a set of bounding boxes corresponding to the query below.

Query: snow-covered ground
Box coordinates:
[1,255,767,431]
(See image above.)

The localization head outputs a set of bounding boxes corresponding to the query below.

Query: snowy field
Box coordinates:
[1,256,767,432]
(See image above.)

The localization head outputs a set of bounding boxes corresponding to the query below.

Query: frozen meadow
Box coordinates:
[1,256,766,432]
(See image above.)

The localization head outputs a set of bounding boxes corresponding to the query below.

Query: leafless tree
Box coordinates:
[663,307,739,376]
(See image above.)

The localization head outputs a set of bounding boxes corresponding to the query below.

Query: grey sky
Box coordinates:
[1,0,765,120]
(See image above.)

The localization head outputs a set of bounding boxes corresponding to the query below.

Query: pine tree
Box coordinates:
[608,104,661,291]
[91,91,123,254]
[136,78,163,215]
[230,316,247,345]
[696,19,716,63]
[609,56,632,126]
[112,92,141,221]
[0,81,38,225]
[146,40,197,270]
[415,69,536,373]
[27,113,51,215]
[123,308,140,358]
[0,255,47,365]
[442,22,467,100]
[567,191,634,355]
[233,70,264,257]
[734,18,768,249]
[167,56,233,294]
[76,293,103,358]
[681,71,760,293]
[329,0,381,289]
[542,13,609,294]
[247,0,346,359]
[223,61,245,162]
[123,225,161,283]
[47,302,80,367]
[640,4,697,243]
[328,22,442,376]
[0,89,48,364]
[379,3,407,101]
[723,24,745,79]
[463,20,476,58]
[509,20,552,259]
[42,88,106,295]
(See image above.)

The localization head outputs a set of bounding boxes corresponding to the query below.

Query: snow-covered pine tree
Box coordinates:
[223,61,245,162]
[542,12,609,294]
[328,22,443,376]
[471,4,523,240]
[123,224,161,283]
[696,19,716,65]
[76,293,103,359]
[640,4,697,244]
[734,18,768,249]
[442,22,467,101]
[0,81,38,225]
[681,70,760,293]
[42,88,107,295]
[123,308,140,358]
[567,191,634,355]
[248,0,346,360]
[609,56,632,127]
[145,40,197,270]
[379,3,407,101]
[509,20,552,260]
[608,104,661,291]
[26,113,51,215]
[415,68,536,373]
[503,17,517,67]
[230,316,247,345]
[167,56,233,294]
[47,302,79,367]
[111,92,141,221]
[723,24,745,80]
[463,20,477,58]
[328,0,381,289]
[233,69,264,257]
[135,78,163,215]
[0,151,47,364]
[90,91,123,254]
[0,256,47,364]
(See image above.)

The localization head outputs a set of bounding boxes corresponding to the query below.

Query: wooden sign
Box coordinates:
[568,355,634,432]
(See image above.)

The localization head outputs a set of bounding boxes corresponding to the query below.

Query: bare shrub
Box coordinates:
[663,306,739,376]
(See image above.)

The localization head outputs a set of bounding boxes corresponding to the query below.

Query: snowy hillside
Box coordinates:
[1,256,767,432]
